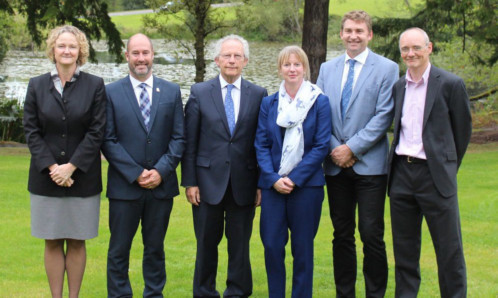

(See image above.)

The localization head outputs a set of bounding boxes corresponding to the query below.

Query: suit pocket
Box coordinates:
[196,156,210,168]
[446,151,457,161]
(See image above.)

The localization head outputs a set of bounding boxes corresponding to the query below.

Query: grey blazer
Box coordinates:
[387,65,472,197]
[317,50,399,176]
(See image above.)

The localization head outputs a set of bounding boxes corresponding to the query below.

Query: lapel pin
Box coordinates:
[156,88,160,92]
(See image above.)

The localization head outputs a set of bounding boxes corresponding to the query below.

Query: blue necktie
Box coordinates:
[224,84,235,135]
[139,83,151,130]
[341,59,356,121]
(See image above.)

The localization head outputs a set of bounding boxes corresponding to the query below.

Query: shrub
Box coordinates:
[0,99,25,143]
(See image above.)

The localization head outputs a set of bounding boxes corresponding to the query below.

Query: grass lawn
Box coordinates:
[0,143,496,297]
[328,0,424,17]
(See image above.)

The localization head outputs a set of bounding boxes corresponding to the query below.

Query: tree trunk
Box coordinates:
[301,0,330,83]
[193,1,208,83]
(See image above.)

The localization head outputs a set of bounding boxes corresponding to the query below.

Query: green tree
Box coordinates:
[373,0,497,66]
[0,0,123,64]
[144,0,228,82]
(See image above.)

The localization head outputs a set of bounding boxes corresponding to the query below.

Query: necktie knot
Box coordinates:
[349,59,356,68]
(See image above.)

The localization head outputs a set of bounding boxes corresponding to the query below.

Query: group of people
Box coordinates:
[23,9,471,298]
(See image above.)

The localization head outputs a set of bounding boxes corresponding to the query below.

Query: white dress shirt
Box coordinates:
[129,75,154,105]
[341,48,369,93]
[219,74,242,122]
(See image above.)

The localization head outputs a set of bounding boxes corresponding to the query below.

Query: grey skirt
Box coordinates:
[30,193,101,240]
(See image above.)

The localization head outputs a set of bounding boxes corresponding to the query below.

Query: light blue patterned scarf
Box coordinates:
[277,80,322,176]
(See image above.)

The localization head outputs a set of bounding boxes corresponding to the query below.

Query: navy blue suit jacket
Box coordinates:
[181,77,267,206]
[254,92,332,189]
[102,75,185,200]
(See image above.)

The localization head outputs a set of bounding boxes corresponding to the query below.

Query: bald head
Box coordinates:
[125,33,154,81]
[127,33,154,52]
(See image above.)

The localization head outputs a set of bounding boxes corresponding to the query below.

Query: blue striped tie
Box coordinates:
[224,84,235,135]
[139,83,151,130]
[341,59,356,121]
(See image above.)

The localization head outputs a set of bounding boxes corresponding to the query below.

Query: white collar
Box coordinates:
[345,48,369,65]
[219,74,242,90]
[129,74,153,89]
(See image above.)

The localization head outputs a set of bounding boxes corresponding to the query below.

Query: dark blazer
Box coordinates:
[181,77,267,206]
[254,92,332,189]
[387,65,472,197]
[23,71,106,197]
[102,75,185,200]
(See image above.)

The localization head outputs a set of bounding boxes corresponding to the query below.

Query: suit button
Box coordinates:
[62,116,66,121]
[147,139,151,144]
[62,134,66,138]
[63,100,68,104]
[61,151,65,156]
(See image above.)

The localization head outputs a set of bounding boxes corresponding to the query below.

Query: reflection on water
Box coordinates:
[0,40,341,105]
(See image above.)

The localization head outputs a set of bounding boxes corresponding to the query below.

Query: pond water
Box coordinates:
[0,40,342,105]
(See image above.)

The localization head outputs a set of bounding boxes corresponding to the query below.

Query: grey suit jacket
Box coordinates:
[102,75,185,200]
[181,76,267,206]
[387,65,472,197]
[317,50,399,176]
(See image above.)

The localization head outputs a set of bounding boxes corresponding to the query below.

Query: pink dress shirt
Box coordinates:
[395,64,431,159]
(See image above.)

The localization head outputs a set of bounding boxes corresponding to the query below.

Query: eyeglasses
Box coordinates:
[220,54,245,61]
[400,45,426,53]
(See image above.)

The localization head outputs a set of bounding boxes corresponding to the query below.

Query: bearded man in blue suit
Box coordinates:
[317,10,399,298]
[102,33,185,297]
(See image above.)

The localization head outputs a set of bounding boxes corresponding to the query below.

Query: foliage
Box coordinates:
[0,99,24,143]
[144,0,229,82]
[0,147,497,296]
[430,39,497,95]
[0,11,10,63]
[235,0,302,41]
[471,96,498,129]
[0,0,125,64]
[373,0,497,66]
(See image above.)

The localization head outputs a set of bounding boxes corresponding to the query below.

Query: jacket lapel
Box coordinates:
[234,79,250,136]
[423,67,440,129]
[122,76,148,132]
[209,78,231,137]
[148,76,160,132]
[47,74,65,111]
[348,53,375,111]
[270,93,283,150]
[393,78,406,142]
[333,58,345,127]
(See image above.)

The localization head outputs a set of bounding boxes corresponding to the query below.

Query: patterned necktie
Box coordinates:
[341,59,356,121]
[224,84,235,135]
[139,83,151,130]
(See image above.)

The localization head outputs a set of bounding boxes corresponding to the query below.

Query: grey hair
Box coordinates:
[213,34,250,59]
[399,27,431,46]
